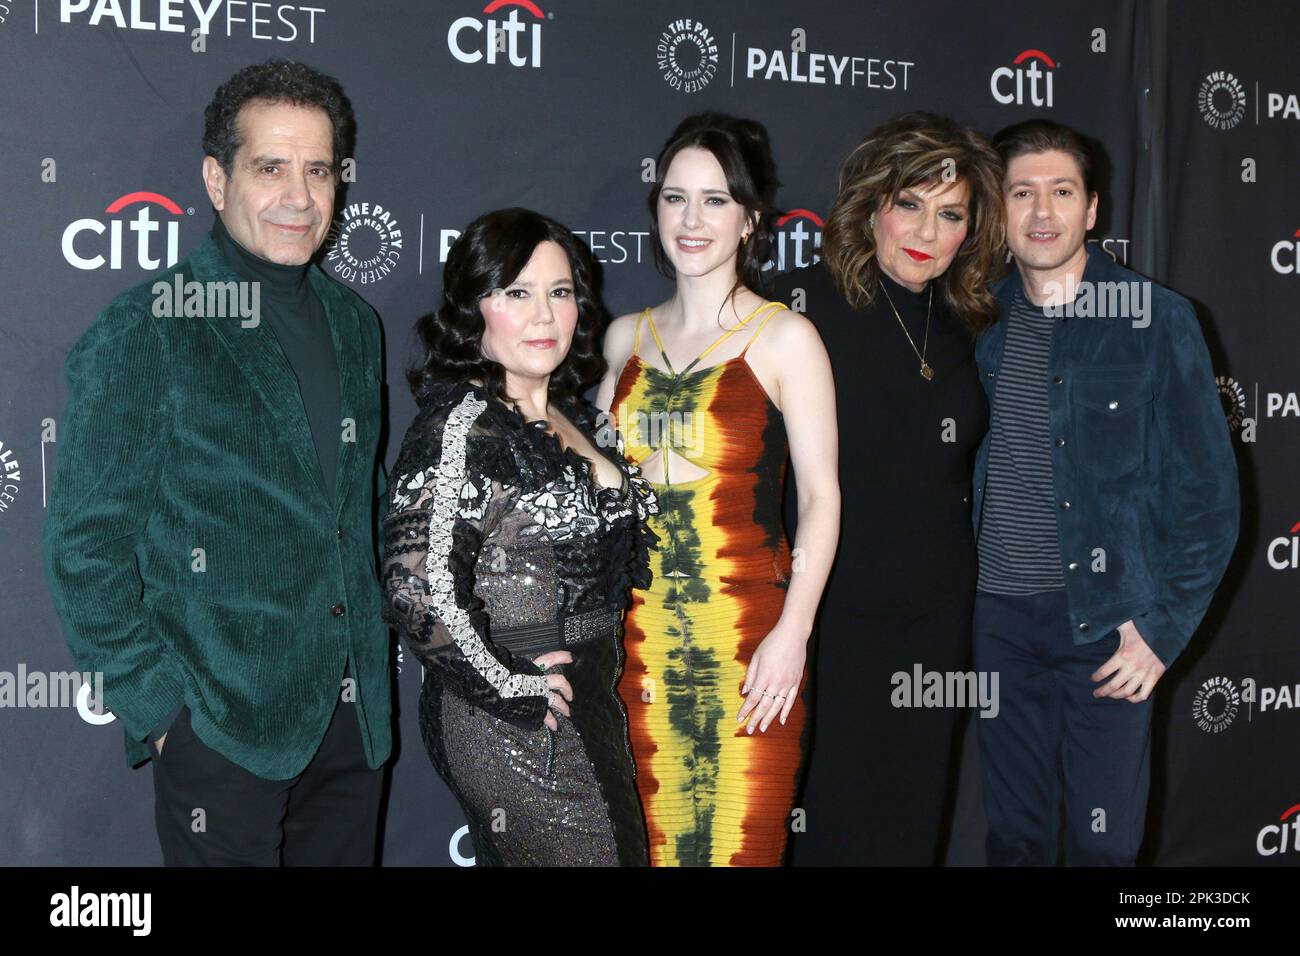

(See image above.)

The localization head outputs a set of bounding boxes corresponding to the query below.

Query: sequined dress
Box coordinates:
[381,380,660,866]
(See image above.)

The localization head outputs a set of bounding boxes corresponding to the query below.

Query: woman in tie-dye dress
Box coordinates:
[596,113,840,866]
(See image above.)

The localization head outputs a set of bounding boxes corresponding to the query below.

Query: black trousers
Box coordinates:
[973,589,1153,866]
[151,695,384,866]
[791,593,973,866]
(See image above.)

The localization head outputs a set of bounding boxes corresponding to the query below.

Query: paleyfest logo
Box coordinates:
[56,0,326,42]
[1198,70,1247,130]
[656,18,718,93]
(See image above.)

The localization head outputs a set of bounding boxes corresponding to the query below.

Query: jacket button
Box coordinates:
[1068,562,1079,571]
[330,603,346,617]
[1055,437,1065,447]
[1079,622,1090,632]
[1061,500,1071,511]
[1052,375,1063,385]
[1108,400,1119,410]
[337,527,344,539]
[962,495,969,504]
[986,371,995,379]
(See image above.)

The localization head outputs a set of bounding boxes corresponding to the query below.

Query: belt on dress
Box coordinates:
[492,607,621,656]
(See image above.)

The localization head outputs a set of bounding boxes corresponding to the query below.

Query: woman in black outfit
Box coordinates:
[772,113,1006,865]
[382,208,659,865]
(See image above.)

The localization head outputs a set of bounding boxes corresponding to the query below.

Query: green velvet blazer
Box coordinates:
[42,233,393,778]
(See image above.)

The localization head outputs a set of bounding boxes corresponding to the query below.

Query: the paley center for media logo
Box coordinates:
[1199,69,1299,130]
[1192,672,1300,733]
[656,17,719,93]
[325,200,403,285]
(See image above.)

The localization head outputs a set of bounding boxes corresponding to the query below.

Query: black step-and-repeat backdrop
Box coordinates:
[0,0,1294,865]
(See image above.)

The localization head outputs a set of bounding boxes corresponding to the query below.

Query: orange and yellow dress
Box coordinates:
[610,301,807,866]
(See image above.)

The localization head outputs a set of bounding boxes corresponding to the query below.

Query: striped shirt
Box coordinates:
[977,287,1065,594]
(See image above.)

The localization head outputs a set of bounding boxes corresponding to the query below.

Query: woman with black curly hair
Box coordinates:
[381,207,659,865]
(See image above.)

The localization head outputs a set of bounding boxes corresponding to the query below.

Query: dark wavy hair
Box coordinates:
[407,208,607,408]
[821,112,1006,334]
[647,112,780,299]
[992,118,1097,195]
[202,59,354,177]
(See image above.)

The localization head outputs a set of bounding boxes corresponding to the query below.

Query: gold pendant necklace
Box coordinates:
[879,279,934,380]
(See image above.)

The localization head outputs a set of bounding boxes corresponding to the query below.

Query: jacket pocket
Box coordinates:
[1071,369,1154,478]
[149,593,269,720]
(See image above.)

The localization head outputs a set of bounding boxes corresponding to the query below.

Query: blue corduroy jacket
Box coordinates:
[972,244,1239,666]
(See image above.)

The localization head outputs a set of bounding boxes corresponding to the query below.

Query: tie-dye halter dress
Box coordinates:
[609,300,808,866]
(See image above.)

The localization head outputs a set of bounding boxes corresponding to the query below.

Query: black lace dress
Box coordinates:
[381,380,659,866]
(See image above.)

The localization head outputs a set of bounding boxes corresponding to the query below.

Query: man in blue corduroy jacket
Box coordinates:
[971,119,1239,866]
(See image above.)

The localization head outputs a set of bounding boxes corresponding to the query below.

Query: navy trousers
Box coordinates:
[973,589,1154,866]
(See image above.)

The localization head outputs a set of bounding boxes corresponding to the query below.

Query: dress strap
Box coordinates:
[631,310,645,357]
[692,300,784,367]
[740,301,789,356]
[641,308,676,374]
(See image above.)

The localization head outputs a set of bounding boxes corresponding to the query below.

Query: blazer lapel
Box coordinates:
[313,268,364,516]
[191,235,331,504]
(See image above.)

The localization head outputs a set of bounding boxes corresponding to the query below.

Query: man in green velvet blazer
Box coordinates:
[43,60,392,865]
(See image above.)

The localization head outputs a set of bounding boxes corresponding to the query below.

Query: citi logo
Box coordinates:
[1266,520,1300,570]
[766,208,823,272]
[62,191,185,271]
[990,49,1056,107]
[1256,803,1300,857]
[1269,228,1300,274]
[448,0,544,68]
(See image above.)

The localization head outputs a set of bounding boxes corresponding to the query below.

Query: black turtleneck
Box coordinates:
[772,259,989,610]
[211,215,341,502]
